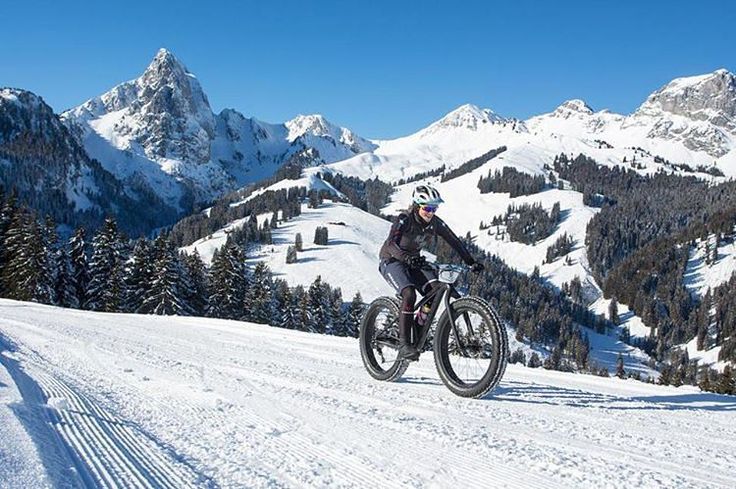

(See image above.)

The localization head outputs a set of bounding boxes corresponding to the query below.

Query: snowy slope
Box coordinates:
[184,200,395,301]
[1,300,734,488]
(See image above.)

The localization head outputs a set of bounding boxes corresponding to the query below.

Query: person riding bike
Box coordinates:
[379,184,484,361]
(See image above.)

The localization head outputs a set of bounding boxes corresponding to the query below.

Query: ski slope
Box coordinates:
[1,300,734,488]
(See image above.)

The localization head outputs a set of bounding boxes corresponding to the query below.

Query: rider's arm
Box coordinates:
[383,213,412,262]
[435,217,475,265]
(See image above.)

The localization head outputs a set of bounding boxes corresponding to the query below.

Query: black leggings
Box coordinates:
[399,282,440,342]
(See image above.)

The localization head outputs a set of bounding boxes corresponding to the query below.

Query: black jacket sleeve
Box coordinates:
[383,213,412,262]
[434,217,475,265]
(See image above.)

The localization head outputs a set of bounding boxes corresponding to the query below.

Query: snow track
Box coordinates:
[0,334,212,488]
[1,300,735,488]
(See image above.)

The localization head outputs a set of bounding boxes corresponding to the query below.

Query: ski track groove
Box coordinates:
[55,358,197,489]
[85,339,400,488]
[29,366,202,489]
[249,372,562,489]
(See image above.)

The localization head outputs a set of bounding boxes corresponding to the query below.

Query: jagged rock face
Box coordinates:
[62,49,374,210]
[634,70,736,157]
[115,49,216,163]
[638,70,736,128]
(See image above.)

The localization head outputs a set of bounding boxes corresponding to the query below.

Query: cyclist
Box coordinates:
[379,184,484,361]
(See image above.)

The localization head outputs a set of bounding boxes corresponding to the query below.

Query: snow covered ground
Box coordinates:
[684,233,736,299]
[2,300,735,488]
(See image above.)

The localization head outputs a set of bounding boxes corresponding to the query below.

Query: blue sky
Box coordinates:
[3,0,734,138]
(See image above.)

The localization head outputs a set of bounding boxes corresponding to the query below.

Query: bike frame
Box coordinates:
[407,265,475,357]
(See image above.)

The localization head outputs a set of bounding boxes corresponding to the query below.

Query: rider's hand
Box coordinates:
[406,254,426,269]
[471,261,485,273]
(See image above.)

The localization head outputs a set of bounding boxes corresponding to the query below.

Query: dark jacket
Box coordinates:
[379,208,475,265]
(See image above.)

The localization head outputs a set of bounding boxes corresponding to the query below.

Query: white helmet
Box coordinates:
[412,185,444,205]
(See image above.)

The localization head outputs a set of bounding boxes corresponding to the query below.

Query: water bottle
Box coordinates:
[415,303,432,326]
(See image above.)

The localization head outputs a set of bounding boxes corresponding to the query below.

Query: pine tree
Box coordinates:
[68,227,89,309]
[609,297,620,325]
[38,216,58,304]
[1,208,49,302]
[509,348,527,365]
[272,280,296,330]
[296,285,311,332]
[328,287,343,335]
[345,292,365,338]
[181,249,208,316]
[286,245,297,264]
[615,353,626,378]
[208,240,248,319]
[527,352,542,368]
[124,238,155,312]
[249,262,273,324]
[86,218,126,312]
[295,233,303,252]
[53,248,76,308]
[140,235,185,316]
[307,276,330,333]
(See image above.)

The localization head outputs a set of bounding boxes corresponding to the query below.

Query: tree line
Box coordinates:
[440,146,507,182]
[0,190,365,339]
[478,166,547,197]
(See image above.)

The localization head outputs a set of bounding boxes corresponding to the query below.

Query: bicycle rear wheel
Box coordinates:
[359,296,409,382]
[433,296,508,398]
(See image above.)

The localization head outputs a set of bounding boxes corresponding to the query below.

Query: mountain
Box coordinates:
[527,69,736,171]
[0,88,176,234]
[61,48,374,211]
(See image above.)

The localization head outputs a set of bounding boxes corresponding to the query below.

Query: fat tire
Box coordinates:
[433,296,508,398]
[359,296,410,382]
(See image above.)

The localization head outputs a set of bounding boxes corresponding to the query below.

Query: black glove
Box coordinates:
[406,254,427,269]
[470,261,485,273]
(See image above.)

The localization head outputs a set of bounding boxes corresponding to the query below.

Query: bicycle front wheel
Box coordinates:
[433,296,508,398]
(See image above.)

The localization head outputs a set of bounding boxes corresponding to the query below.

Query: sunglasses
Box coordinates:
[420,204,438,213]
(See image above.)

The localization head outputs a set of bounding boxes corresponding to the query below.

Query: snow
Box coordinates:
[1,299,734,488]
[684,233,736,298]
[0,89,21,105]
[591,297,652,340]
[0,350,53,488]
[681,336,725,373]
[184,200,394,301]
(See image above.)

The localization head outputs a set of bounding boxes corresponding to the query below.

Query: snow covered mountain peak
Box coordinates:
[286,114,333,141]
[552,99,595,118]
[63,48,216,165]
[429,103,508,131]
[636,69,736,127]
[285,113,377,155]
[629,69,736,158]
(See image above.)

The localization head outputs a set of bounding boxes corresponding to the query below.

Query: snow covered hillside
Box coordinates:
[1,300,735,488]
[183,200,394,301]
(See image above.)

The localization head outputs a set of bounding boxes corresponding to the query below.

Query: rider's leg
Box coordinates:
[398,286,420,361]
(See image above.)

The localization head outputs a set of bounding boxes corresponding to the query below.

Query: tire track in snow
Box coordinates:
[244,369,563,489]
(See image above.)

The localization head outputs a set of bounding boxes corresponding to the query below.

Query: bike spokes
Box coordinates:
[370,306,400,366]
[445,308,496,385]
